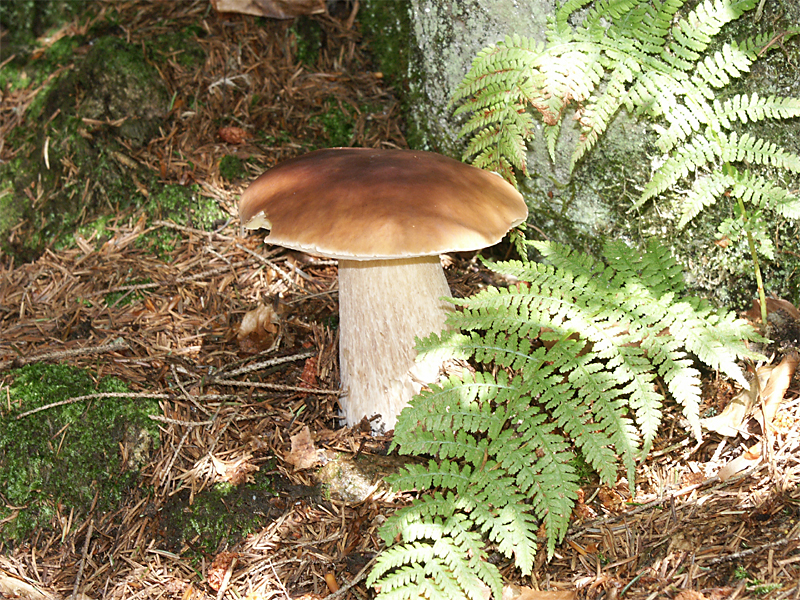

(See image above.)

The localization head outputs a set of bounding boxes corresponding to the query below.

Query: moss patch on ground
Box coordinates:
[0,19,222,264]
[312,97,356,147]
[135,183,229,259]
[158,470,276,560]
[1,32,170,261]
[218,155,247,181]
[0,363,161,547]
[0,0,84,51]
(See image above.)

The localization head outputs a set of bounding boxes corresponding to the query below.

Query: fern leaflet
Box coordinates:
[371,240,763,600]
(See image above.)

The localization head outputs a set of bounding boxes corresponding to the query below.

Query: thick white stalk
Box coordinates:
[337,256,452,432]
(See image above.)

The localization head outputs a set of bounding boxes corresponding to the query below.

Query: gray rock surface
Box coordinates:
[360,0,800,307]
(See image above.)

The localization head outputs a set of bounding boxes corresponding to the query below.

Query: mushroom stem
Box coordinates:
[337,256,452,432]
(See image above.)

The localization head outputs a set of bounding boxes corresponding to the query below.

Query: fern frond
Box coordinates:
[502,417,579,555]
[549,0,592,43]
[378,493,463,546]
[452,35,547,176]
[730,168,800,218]
[638,133,722,206]
[694,40,755,89]
[714,93,800,128]
[669,299,763,387]
[373,238,764,598]
[637,0,683,52]
[677,169,736,228]
[374,499,504,600]
[483,503,540,576]
[666,0,757,64]
[400,3,788,595]
[572,58,638,167]
[656,101,704,151]
[719,131,800,171]
[368,539,491,600]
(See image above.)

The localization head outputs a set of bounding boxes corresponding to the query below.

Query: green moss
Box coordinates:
[148,24,207,69]
[0,0,84,50]
[257,129,292,146]
[313,97,355,147]
[359,1,412,90]
[75,36,168,146]
[160,471,275,559]
[0,32,171,262]
[0,34,84,91]
[359,1,423,146]
[104,277,152,308]
[219,155,246,181]
[289,16,323,66]
[136,183,228,258]
[0,363,161,546]
[0,186,22,240]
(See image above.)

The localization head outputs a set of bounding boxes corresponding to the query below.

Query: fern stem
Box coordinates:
[737,195,768,329]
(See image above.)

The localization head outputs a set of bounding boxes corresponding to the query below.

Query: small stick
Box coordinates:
[71,519,94,600]
[163,428,191,492]
[152,219,236,241]
[15,392,172,420]
[235,242,299,289]
[213,379,341,395]
[221,350,315,378]
[704,535,797,565]
[171,363,212,416]
[148,415,213,427]
[269,560,292,600]
[2,339,129,370]
[96,259,252,296]
[215,555,238,600]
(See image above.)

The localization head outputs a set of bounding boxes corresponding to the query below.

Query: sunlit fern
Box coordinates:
[368,239,763,600]
[453,0,800,218]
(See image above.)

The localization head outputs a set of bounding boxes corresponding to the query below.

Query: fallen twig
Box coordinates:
[1,339,129,371]
[14,391,172,419]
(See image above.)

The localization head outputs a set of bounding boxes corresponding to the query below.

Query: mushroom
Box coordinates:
[239,148,527,432]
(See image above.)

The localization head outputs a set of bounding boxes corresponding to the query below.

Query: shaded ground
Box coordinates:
[1,2,799,599]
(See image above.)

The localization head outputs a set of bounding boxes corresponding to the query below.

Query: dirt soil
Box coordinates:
[1,2,800,600]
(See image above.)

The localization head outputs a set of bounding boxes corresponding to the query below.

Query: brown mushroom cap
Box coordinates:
[239,148,527,260]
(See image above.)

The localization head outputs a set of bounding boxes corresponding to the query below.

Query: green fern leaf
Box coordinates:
[730,168,800,218]
[677,169,737,228]
[503,419,579,555]
[715,93,800,128]
[368,539,490,600]
[638,132,722,205]
[694,40,755,90]
[719,131,800,171]
[484,503,540,576]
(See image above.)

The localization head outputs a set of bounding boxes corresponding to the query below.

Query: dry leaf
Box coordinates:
[238,304,280,353]
[218,126,251,144]
[701,367,771,437]
[298,355,318,395]
[758,351,799,426]
[207,551,238,591]
[505,584,576,600]
[287,425,318,469]
[744,297,800,322]
[717,353,799,481]
[674,591,707,600]
[0,573,56,600]
[717,444,764,482]
[211,0,326,19]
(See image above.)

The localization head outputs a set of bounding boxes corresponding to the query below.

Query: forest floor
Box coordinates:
[1,2,800,599]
